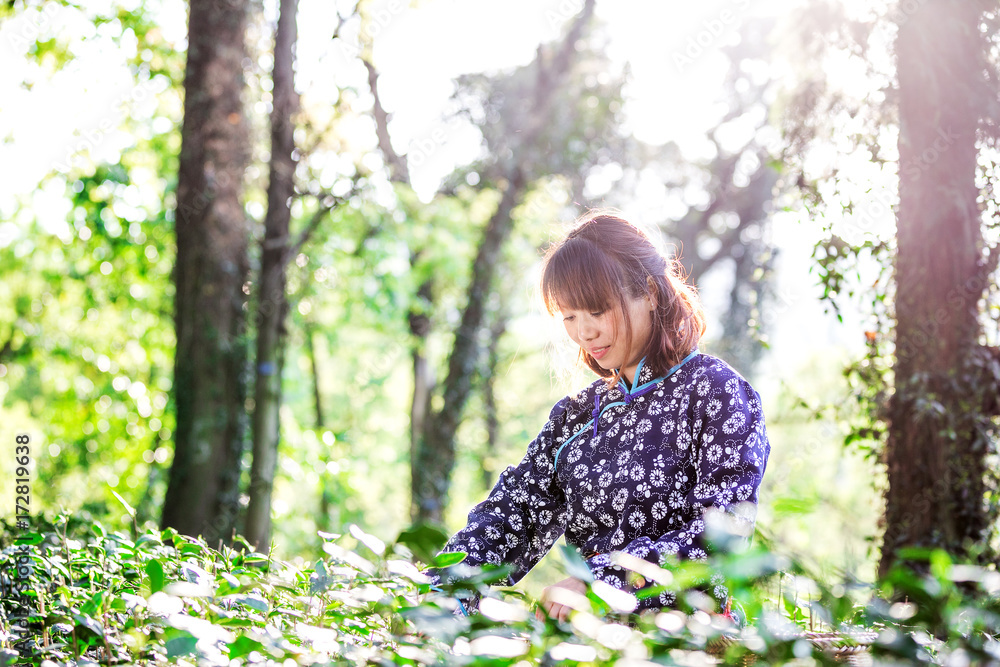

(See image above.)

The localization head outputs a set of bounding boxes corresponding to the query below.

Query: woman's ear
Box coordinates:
[645,276,659,310]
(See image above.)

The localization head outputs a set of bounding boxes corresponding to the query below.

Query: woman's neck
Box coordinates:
[620,357,644,387]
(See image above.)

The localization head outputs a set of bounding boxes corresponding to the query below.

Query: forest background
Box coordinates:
[0,0,998,604]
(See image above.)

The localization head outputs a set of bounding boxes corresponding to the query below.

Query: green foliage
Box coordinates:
[0,0,186,531]
[445,20,629,193]
[2,516,999,666]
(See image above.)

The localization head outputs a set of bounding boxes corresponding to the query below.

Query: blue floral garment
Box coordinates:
[438,351,770,612]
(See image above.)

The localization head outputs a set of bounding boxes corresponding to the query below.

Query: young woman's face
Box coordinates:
[560,294,654,382]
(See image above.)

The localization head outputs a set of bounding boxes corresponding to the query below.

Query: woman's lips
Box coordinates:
[590,346,610,360]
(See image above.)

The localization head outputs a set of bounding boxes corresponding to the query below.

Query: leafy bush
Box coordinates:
[1,515,999,665]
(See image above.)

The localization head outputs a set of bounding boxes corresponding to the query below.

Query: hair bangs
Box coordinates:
[542,237,623,315]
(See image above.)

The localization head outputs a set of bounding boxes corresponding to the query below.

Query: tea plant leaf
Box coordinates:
[230,594,269,613]
[350,523,386,556]
[146,558,164,594]
[14,532,44,546]
[395,524,449,564]
[111,490,136,519]
[227,635,265,659]
[72,614,105,638]
[560,543,595,583]
[164,630,198,659]
[429,551,467,569]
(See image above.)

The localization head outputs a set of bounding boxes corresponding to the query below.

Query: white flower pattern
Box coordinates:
[434,354,770,613]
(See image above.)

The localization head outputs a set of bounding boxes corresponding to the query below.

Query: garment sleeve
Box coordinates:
[431,397,573,590]
[586,373,770,609]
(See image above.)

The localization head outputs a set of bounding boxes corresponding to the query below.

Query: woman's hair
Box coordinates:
[540,211,706,384]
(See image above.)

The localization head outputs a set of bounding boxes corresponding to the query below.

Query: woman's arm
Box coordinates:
[430,397,575,594]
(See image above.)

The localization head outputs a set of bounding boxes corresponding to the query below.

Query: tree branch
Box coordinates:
[363,59,409,184]
[330,3,357,42]
[287,186,359,260]
[522,0,596,144]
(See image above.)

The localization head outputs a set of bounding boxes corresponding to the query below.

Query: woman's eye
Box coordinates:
[590,310,605,317]
[562,315,575,322]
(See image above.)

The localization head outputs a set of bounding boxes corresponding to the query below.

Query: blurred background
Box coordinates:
[6,0,991,597]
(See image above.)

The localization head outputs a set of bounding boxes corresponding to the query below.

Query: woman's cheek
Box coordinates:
[564,323,578,345]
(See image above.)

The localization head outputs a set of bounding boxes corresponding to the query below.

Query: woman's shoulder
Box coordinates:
[684,352,752,384]
[683,353,765,414]
[675,353,762,400]
[549,376,609,423]
[526,378,606,457]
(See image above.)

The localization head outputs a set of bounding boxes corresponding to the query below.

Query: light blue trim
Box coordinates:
[430,584,469,616]
[631,373,660,393]
[552,350,700,469]
[665,349,700,379]
[618,350,698,395]
[592,400,628,442]
[553,421,594,468]
[553,399,625,467]
[634,349,700,391]
[631,357,647,387]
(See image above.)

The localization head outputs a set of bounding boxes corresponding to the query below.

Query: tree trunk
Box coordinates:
[408,278,434,490]
[359,1,596,524]
[412,171,525,523]
[410,0,596,525]
[245,0,300,552]
[880,0,991,575]
[361,55,439,519]
[305,322,335,531]
[162,0,251,545]
[481,311,507,492]
[712,165,777,375]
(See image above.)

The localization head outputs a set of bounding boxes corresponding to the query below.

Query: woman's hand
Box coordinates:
[537,577,588,622]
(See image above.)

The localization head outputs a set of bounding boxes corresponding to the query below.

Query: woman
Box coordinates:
[434,212,770,621]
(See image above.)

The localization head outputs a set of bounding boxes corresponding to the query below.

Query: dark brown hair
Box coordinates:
[541,211,706,384]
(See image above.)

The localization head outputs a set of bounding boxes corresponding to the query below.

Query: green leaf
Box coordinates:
[350,523,386,556]
[395,524,449,564]
[146,559,164,594]
[772,497,817,516]
[428,552,467,569]
[929,549,953,582]
[73,614,105,638]
[217,572,241,594]
[230,594,268,613]
[180,543,206,556]
[165,630,198,658]
[136,533,162,549]
[14,532,44,546]
[227,635,264,659]
[111,489,136,518]
[559,544,595,583]
[310,560,329,594]
[81,590,107,616]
